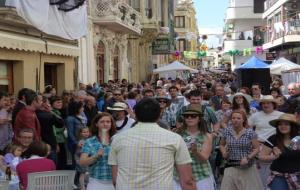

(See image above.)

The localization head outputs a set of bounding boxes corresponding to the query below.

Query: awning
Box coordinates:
[0,30,79,57]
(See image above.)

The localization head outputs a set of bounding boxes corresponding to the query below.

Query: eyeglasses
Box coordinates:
[114,94,122,96]
[183,114,199,119]
[252,88,259,90]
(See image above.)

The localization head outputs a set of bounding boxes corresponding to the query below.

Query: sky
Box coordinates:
[194,0,228,48]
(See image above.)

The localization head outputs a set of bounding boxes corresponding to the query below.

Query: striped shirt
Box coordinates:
[108,122,192,190]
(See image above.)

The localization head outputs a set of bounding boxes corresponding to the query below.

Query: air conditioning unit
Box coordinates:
[285,2,300,10]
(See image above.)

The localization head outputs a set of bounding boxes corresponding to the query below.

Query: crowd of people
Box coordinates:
[0,73,299,190]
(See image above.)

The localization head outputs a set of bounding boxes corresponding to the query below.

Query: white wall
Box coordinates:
[229,0,253,7]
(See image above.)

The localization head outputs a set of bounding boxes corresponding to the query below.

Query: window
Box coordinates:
[145,0,152,19]
[175,16,185,28]
[253,26,265,46]
[0,61,13,94]
[129,0,140,11]
[254,0,264,13]
[176,39,186,52]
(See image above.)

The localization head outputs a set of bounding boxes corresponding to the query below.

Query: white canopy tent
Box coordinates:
[153,61,198,79]
[153,61,198,73]
[269,58,300,75]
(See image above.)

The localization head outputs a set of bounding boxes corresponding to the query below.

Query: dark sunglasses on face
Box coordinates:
[183,114,199,119]
[159,100,167,103]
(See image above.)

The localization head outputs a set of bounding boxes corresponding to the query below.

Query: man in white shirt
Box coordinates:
[248,95,284,142]
[248,95,284,189]
[107,102,135,133]
[108,98,196,190]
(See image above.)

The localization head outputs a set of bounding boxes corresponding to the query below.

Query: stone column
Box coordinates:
[140,0,146,19]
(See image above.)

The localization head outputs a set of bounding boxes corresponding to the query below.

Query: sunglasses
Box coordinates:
[183,114,199,119]
[158,100,167,103]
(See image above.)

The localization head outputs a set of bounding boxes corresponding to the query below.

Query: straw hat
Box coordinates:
[182,105,202,116]
[269,114,300,128]
[259,95,277,104]
[107,102,128,111]
[229,92,253,103]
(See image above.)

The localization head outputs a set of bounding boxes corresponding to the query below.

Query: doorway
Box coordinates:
[44,64,57,91]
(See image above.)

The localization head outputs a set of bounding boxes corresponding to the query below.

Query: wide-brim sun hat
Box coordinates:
[259,95,277,105]
[269,113,300,128]
[182,105,202,116]
[107,102,128,111]
[229,92,253,103]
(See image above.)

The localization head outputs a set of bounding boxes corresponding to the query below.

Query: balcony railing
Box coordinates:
[264,0,279,11]
[265,19,300,43]
[93,0,142,35]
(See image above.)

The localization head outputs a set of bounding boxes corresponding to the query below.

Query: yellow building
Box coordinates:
[128,0,176,82]
[0,4,78,95]
[175,0,200,69]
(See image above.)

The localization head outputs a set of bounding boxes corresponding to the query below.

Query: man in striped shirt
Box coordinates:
[108,98,196,190]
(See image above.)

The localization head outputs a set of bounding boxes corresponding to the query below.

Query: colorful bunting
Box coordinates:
[255,46,264,54]
[243,48,252,56]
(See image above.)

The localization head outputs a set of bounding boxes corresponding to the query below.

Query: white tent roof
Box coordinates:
[153,61,198,73]
[269,58,300,75]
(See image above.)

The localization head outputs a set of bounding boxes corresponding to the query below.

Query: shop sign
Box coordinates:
[152,38,171,55]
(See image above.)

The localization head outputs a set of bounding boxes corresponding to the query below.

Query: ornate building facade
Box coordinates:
[79,0,142,84]
[79,0,176,83]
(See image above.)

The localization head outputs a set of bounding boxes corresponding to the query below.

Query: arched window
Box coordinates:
[97,41,105,84]
[113,47,119,80]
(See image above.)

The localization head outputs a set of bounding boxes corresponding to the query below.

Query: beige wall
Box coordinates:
[0,48,75,95]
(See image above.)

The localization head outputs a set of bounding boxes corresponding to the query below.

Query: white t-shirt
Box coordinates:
[116,117,136,134]
[248,110,284,142]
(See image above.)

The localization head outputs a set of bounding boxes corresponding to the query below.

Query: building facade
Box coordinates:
[78,0,142,84]
[175,0,200,69]
[263,0,300,63]
[79,0,177,84]
[223,0,266,70]
[0,2,78,95]
[128,0,175,82]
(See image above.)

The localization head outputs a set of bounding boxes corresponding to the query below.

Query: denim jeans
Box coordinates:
[270,176,288,190]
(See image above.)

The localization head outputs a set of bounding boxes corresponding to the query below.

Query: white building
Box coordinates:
[223,0,266,70]
[263,0,300,63]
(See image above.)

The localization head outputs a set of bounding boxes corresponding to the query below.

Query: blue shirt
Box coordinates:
[81,136,112,180]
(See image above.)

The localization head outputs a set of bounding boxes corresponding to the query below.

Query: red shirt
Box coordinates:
[16,158,56,190]
[14,106,41,141]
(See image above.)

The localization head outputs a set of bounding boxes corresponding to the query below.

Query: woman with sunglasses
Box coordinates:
[174,105,215,190]
[220,110,263,190]
[155,96,171,130]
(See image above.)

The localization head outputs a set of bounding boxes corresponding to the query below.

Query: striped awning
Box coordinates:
[0,30,79,56]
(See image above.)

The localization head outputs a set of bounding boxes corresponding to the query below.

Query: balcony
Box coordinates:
[226,6,263,22]
[263,0,294,18]
[263,19,300,50]
[223,39,254,52]
[92,0,142,35]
